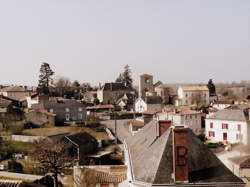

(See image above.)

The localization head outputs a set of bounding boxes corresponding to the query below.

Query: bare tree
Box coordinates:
[74,167,96,187]
[31,139,73,187]
[53,76,72,97]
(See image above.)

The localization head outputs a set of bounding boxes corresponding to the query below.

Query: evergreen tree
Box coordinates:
[207,79,216,96]
[122,64,133,88]
[115,73,123,83]
[37,63,54,94]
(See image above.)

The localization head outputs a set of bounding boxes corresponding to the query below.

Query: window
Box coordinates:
[65,114,70,121]
[223,133,227,141]
[210,122,213,129]
[222,123,228,129]
[49,108,53,113]
[208,131,215,137]
[238,124,241,131]
[78,107,82,112]
[65,108,70,112]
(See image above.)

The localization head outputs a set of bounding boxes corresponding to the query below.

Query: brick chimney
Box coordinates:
[156,120,172,137]
[172,126,189,183]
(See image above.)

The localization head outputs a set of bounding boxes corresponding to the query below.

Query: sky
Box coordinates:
[0,0,249,86]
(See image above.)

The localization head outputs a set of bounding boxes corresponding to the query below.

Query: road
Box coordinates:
[102,119,132,143]
[0,171,43,181]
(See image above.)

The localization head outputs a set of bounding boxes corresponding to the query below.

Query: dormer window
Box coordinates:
[65,108,70,112]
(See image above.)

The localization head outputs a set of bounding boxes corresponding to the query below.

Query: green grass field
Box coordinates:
[22,126,108,140]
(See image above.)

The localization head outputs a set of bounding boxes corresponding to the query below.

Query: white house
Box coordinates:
[176,86,209,106]
[205,108,250,145]
[135,96,163,113]
[157,109,203,135]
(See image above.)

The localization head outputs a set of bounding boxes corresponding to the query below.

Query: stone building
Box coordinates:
[32,95,86,123]
[157,109,203,135]
[139,74,154,99]
[97,83,134,105]
[135,96,163,113]
[25,109,55,127]
[176,86,210,106]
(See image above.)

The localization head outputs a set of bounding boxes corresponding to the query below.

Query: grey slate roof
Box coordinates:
[126,120,243,185]
[207,109,249,121]
[0,97,12,108]
[102,83,131,91]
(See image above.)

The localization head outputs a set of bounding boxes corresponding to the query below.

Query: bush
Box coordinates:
[8,160,23,173]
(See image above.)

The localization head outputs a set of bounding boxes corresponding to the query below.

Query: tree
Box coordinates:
[38,63,54,94]
[31,139,73,187]
[53,76,72,97]
[115,65,133,88]
[72,80,80,88]
[122,65,133,88]
[207,79,216,96]
[115,73,123,83]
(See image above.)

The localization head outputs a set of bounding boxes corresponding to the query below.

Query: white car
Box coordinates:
[0,164,4,171]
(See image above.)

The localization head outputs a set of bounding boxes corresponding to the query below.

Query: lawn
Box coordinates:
[11,141,36,153]
[22,126,108,140]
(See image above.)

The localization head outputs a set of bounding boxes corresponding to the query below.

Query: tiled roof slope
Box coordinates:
[0,86,26,92]
[126,120,243,184]
[207,109,249,121]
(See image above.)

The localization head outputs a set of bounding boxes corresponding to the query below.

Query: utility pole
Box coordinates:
[114,114,118,144]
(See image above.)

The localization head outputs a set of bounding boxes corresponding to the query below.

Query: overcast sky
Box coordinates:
[0,0,249,86]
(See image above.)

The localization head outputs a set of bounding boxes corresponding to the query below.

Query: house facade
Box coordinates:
[135,96,163,113]
[157,109,203,135]
[205,108,250,145]
[97,83,134,105]
[176,86,209,106]
[32,95,86,123]
[0,86,35,101]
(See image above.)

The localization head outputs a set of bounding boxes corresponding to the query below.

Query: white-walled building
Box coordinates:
[176,86,209,106]
[205,108,250,145]
[157,109,203,135]
[135,96,163,113]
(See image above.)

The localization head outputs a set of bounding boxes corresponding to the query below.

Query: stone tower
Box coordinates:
[139,74,154,99]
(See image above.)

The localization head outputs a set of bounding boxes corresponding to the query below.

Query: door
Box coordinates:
[223,133,227,141]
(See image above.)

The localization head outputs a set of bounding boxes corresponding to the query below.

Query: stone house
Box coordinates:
[157,109,203,135]
[135,96,163,113]
[0,86,35,102]
[154,84,170,104]
[139,74,154,99]
[32,95,86,123]
[25,109,55,127]
[205,106,250,145]
[176,86,210,106]
[97,83,134,105]
[123,120,245,187]
[0,96,23,129]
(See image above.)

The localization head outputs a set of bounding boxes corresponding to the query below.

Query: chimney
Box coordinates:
[39,94,49,104]
[172,126,189,183]
[156,120,172,137]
